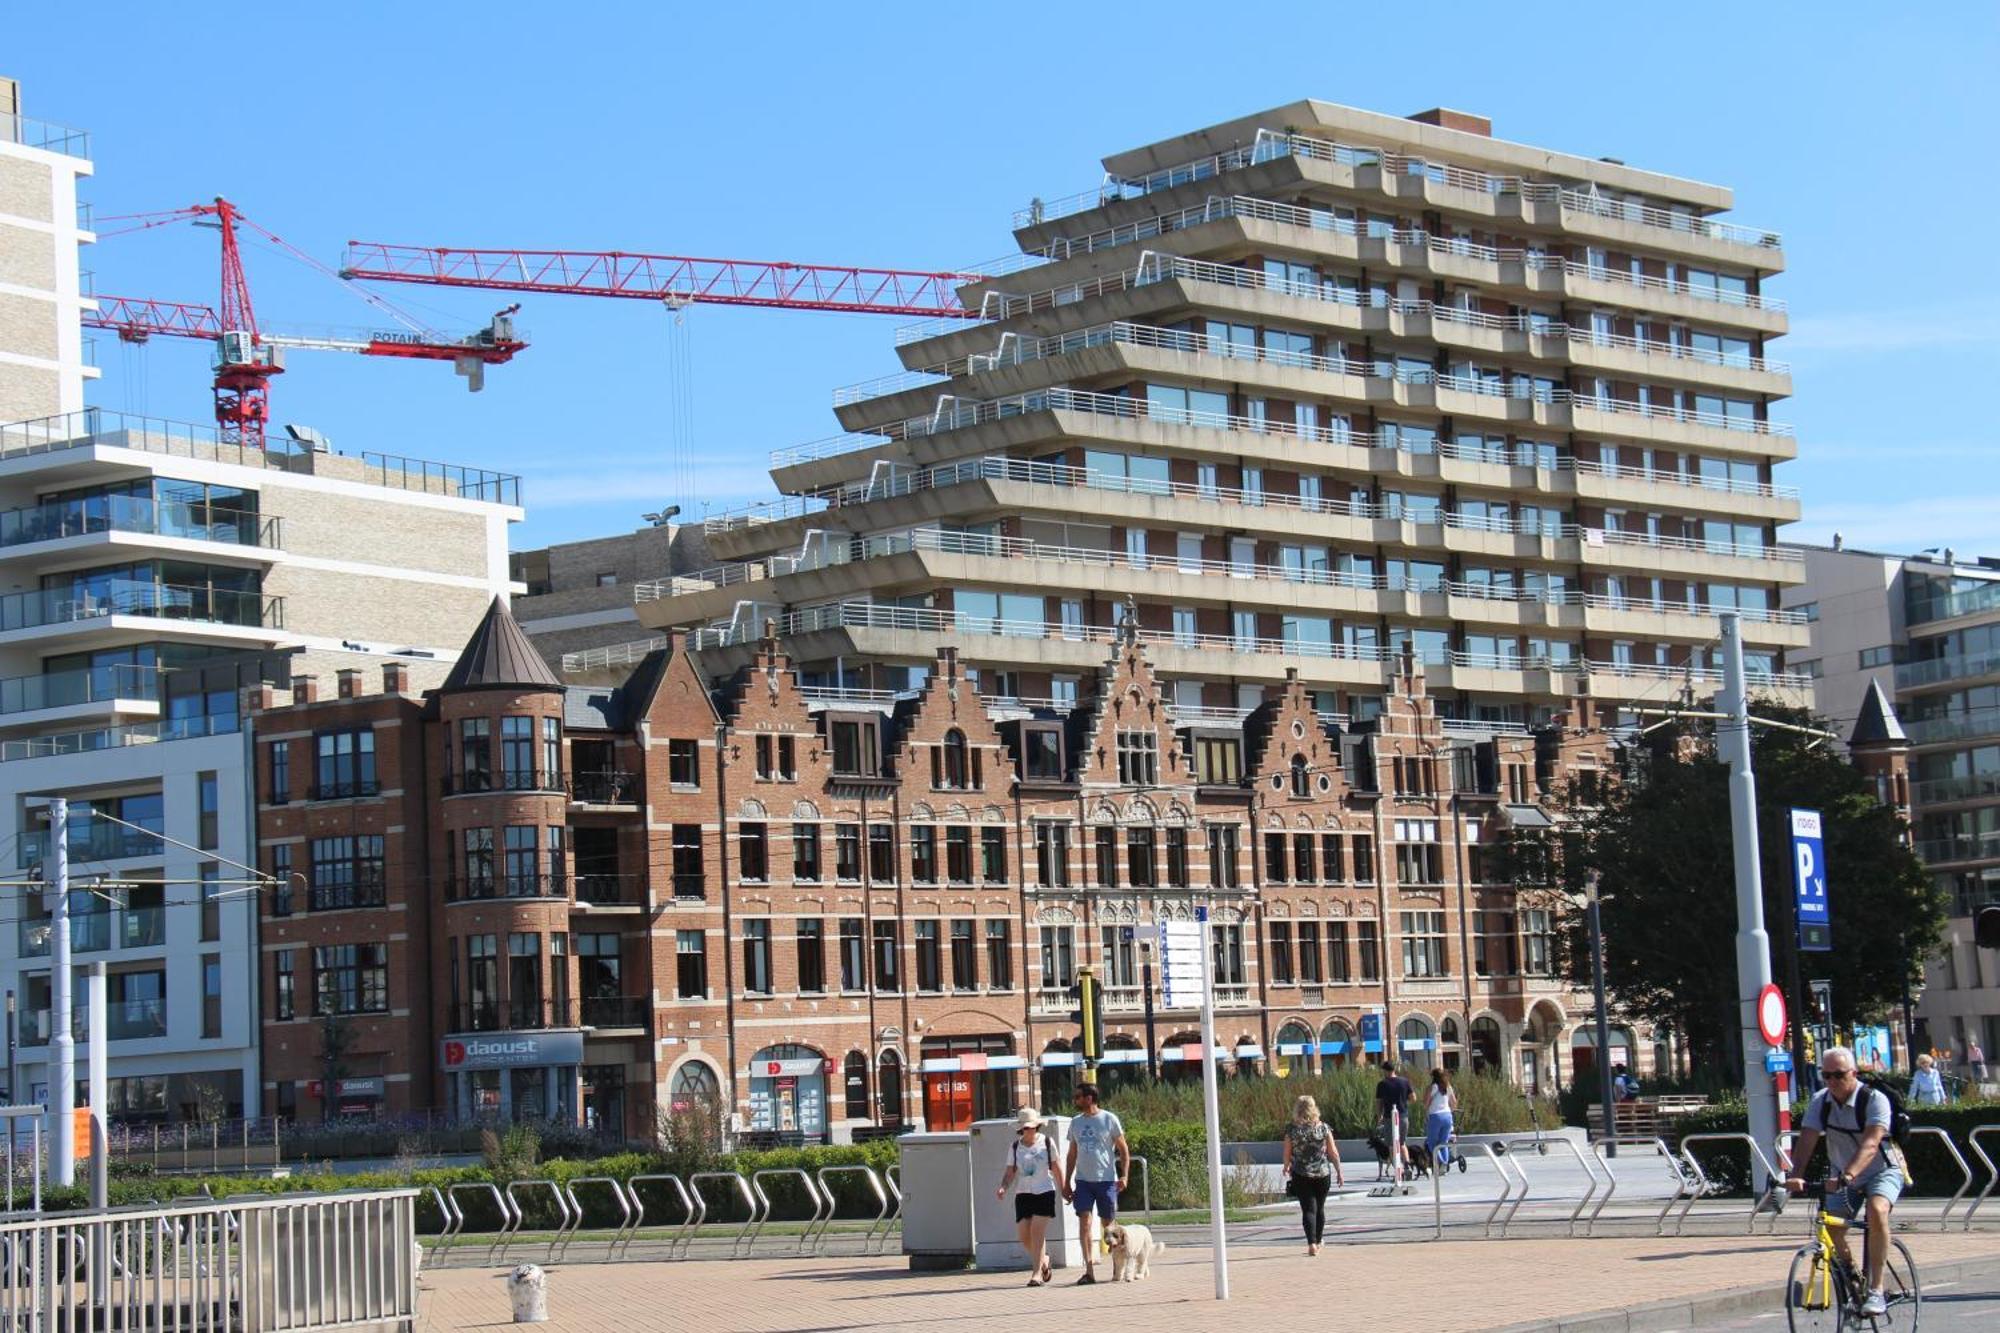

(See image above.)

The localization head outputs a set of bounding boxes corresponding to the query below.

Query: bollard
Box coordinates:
[507,1263,549,1323]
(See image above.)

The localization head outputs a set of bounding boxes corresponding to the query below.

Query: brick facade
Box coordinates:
[255,603,1664,1142]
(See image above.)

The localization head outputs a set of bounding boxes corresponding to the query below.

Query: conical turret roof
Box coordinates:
[1848,677,1906,748]
[442,596,563,693]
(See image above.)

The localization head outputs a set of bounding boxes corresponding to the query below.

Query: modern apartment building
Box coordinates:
[0,75,96,426]
[0,75,525,1121]
[1786,544,2000,1076]
[639,100,1810,725]
[257,591,1664,1140]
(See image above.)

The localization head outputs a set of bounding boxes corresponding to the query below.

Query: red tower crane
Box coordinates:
[92,200,528,449]
[338,242,988,318]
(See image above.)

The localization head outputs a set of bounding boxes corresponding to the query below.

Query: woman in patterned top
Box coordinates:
[1280,1094,1344,1255]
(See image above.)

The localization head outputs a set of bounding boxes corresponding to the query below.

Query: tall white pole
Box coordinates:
[48,797,75,1189]
[88,960,107,1209]
[1197,906,1228,1300]
[1717,613,1778,1188]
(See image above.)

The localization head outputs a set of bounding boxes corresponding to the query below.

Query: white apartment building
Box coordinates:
[0,77,523,1121]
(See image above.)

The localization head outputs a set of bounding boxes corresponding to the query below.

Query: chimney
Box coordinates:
[337,668,362,699]
[382,661,409,694]
[247,682,276,712]
[1406,108,1492,137]
[292,675,319,705]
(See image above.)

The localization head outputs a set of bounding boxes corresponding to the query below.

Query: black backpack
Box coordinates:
[1856,1078,1913,1149]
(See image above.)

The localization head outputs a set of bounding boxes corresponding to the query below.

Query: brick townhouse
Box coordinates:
[254,596,1666,1142]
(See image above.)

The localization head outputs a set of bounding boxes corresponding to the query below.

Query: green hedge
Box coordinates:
[1673,1101,2000,1196]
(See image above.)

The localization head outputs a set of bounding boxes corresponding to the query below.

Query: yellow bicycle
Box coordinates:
[1785,1177,1921,1331]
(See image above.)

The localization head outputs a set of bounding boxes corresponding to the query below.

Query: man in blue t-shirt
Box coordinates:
[1785,1045,1905,1316]
[1061,1082,1129,1285]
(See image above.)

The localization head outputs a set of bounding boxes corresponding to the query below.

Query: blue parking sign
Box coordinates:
[1791,808,1830,952]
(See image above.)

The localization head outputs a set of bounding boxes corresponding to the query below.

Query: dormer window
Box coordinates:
[934,729,976,790]
[1022,724,1065,782]
[1116,729,1159,785]
[827,714,880,778]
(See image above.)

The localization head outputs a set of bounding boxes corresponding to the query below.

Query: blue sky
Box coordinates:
[9,3,1996,556]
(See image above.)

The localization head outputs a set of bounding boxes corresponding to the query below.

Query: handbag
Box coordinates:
[1284,1173,1299,1198]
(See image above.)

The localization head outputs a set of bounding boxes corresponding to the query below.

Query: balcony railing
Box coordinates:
[21,999,166,1046]
[580,994,649,1028]
[1018,126,1780,248]
[445,872,568,902]
[0,580,282,634]
[2,111,91,159]
[1915,832,2000,866]
[1908,579,2000,627]
[447,999,580,1033]
[1896,651,2000,691]
[1911,772,2000,806]
[574,872,647,907]
[558,638,669,673]
[0,711,237,764]
[19,822,164,867]
[122,905,166,949]
[440,769,566,797]
[306,778,380,801]
[1903,709,2000,747]
[307,878,388,912]
[0,494,280,550]
[570,770,639,804]
[0,662,160,716]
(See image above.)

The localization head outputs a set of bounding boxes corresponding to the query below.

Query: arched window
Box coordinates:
[1099,1034,1145,1095]
[668,1061,722,1136]
[877,1050,903,1126]
[1161,1030,1205,1085]
[1319,1018,1353,1069]
[843,1051,869,1120]
[1289,753,1311,798]
[1040,1038,1075,1110]
[1275,1020,1315,1078]
[1470,1017,1503,1074]
[937,730,971,790]
[1439,1015,1463,1072]
[1398,1016,1436,1072]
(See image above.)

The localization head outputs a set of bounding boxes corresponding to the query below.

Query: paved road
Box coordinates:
[1692,1275,2000,1328]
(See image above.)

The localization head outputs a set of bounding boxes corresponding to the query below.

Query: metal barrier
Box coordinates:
[504,1179,576,1260]
[1903,1125,1974,1231]
[1674,1133,1784,1235]
[1962,1124,2000,1231]
[688,1170,760,1258]
[746,1169,827,1255]
[562,1177,634,1260]
[810,1166,891,1255]
[1128,1154,1152,1222]
[625,1173,701,1259]
[879,1166,905,1254]
[0,1188,419,1332]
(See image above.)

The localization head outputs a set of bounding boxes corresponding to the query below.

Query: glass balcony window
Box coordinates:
[0,493,274,549]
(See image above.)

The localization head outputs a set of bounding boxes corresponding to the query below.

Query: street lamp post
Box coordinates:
[1717,612,1780,1190]
[1586,871,1617,1158]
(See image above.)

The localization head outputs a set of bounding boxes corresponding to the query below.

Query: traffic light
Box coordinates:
[1976,905,2000,951]
[1068,967,1104,1063]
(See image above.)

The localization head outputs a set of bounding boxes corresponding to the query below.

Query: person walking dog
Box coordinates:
[1281,1094,1344,1255]
[995,1107,1065,1286]
[1060,1082,1129,1285]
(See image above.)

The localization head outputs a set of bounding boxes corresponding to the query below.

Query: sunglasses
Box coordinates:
[1820,1068,1855,1079]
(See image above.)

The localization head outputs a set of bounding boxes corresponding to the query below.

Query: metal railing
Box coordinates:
[2,111,91,158]
[443,871,570,903]
[0,711,239,764]
[105,1117,284,1173]
[1903,709,2000,747]
[0,580,282,634]
[0,662,162,717]
[360,451,521,506]
[1896,650,2000,690]
[1908,578,2000,626]
[559,638,669,672]
[0,494,280,550]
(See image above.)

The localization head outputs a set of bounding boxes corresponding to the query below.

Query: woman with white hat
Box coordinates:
[995,1106,1066,1285]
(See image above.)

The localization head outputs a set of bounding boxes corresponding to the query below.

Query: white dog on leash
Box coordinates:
[1104,1222,1161,1282]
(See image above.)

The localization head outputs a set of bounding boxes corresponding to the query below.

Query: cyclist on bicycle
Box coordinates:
[1784,1045,1905,1317]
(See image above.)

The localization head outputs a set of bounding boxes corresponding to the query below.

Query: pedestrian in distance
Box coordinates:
[1612,1063,1640,1103]
[1969,1037,1988,1083]
[1281,1093,1343,1255]
[1060,1082,1129,1285]
[995,1107,1065,1286]
[1909,1053,1946,1106]
[1373,1061,1414,1179]
[1424,1067,1460,1173]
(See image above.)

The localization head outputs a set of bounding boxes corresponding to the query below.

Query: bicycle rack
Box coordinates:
[1961,1124,2000,1231]
[446,1182,516,1265]
[1674,1133,1783,1236]
[1505,1135,1601,1235]
[688,1171,760,1258]
[810,1166,889,1255]
[879,1167,905,1254]
[1444,1140,1524,1238]
[425,1185,463,1257]
[1127,1155,1152,1222]
[625,1173,701,1259]
[747,1169,826,1255]
[501,1181,574,1261]
[1588,1137,1678,1233]
[561,1177,634,1261]
[1902,1125,1974,1231]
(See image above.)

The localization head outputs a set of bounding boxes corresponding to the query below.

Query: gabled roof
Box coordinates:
[1849,678,1907,747]
[442,597,563,693]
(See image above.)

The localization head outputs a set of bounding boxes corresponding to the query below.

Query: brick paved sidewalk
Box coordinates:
[415,1230,2000,1332]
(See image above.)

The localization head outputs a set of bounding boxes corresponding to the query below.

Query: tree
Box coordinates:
[1515,704,1945,1072]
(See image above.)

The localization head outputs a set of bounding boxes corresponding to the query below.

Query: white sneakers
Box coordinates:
[1861,1289,1888,1316]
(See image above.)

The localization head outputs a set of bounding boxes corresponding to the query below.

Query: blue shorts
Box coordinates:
[1072,1177,1119,1221]
[1829,1169,1904,1219]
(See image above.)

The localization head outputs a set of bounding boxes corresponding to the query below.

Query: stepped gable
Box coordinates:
[1849,678,1907,748]
[1244,667,1349,798]
[1071,613,1191,789]
[889,648,1008,798]
[442,596,563,693]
